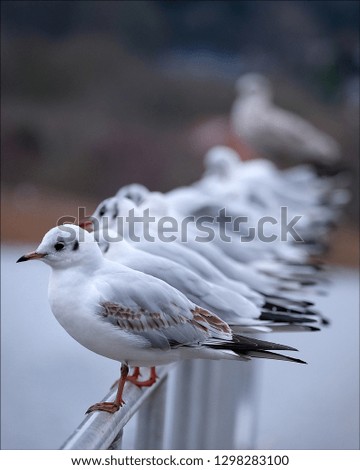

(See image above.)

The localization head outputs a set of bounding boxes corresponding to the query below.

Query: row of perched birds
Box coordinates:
[17,145,348,414]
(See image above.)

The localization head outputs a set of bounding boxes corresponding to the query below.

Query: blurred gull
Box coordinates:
[88,191,322,313]
[230,73,341,164]
[90,193,312,291]
[199,146,347,240]
[96,230,319,333]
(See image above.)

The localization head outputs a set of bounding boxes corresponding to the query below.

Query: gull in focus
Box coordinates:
[17,224,305,414]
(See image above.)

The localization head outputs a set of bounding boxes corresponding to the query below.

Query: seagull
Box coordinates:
[88,195,315,294]
[199,146,348,249]
[163,146,343,262]
[202,146,344,211]
[202,146,349,215]
[86,195,322,321]
[96,230,319,332]
[230,73,341,164]
[17,224,305,414]
[110,186,324,285]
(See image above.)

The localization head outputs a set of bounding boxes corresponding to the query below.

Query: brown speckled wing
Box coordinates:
[100,301,232,348]
[101,301,189,333]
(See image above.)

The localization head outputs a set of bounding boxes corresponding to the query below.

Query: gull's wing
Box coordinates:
[95,264,232,350]
[99,301,231,351]
[99,299,306,364]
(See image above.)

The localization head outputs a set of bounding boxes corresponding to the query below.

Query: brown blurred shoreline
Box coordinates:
[2,186,358,268]
[1,186,98,245]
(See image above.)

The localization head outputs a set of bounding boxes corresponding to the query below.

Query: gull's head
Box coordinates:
[89,195,139,234]
[16,224,103,269]
[204,146,240,177]
[91,197,119,231]
[235,73,272,100]
[116,184,150,207]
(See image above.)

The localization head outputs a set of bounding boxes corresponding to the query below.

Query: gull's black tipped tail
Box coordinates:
[232,334,299,352]
[260,310,318,324]
[208,334,305,364]
[260,293,315,308]
[230,324,321,334]
[262,301,319,315]
[247,350,307,364]
[210,334,298,352]
[260,306,330,327]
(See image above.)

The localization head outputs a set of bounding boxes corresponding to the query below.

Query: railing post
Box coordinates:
[134,378,168,449]
[234,361,260,450]
[165,359,259,450]
[165,360,197,449]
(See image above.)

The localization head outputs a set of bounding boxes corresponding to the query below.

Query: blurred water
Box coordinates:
[256,268,359,450]
[1,244,359,449]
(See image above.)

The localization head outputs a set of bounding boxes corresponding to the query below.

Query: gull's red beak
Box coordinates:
[16,251,46,263]
[78,217,94,232]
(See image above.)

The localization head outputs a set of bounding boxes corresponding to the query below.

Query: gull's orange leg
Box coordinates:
[110,366,141,389]
[126,366,157,387]
[127,366,141,381]
[86,363,129,414]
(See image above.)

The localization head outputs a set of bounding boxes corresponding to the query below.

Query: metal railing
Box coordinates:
[60,360,259,450]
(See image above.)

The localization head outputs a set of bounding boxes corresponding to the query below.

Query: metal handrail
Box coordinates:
[60,365,170,450]
[60,360,258,450]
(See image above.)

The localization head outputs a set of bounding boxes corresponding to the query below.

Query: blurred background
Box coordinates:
[1,0,359,250]
[1,0,359,450]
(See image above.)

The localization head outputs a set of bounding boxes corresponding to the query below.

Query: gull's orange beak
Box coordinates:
[16,251,46,263]
[78,217,94,232]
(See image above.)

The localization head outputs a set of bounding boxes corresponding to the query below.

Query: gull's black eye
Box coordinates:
[98,205,106,217]
[54,242,65,251]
